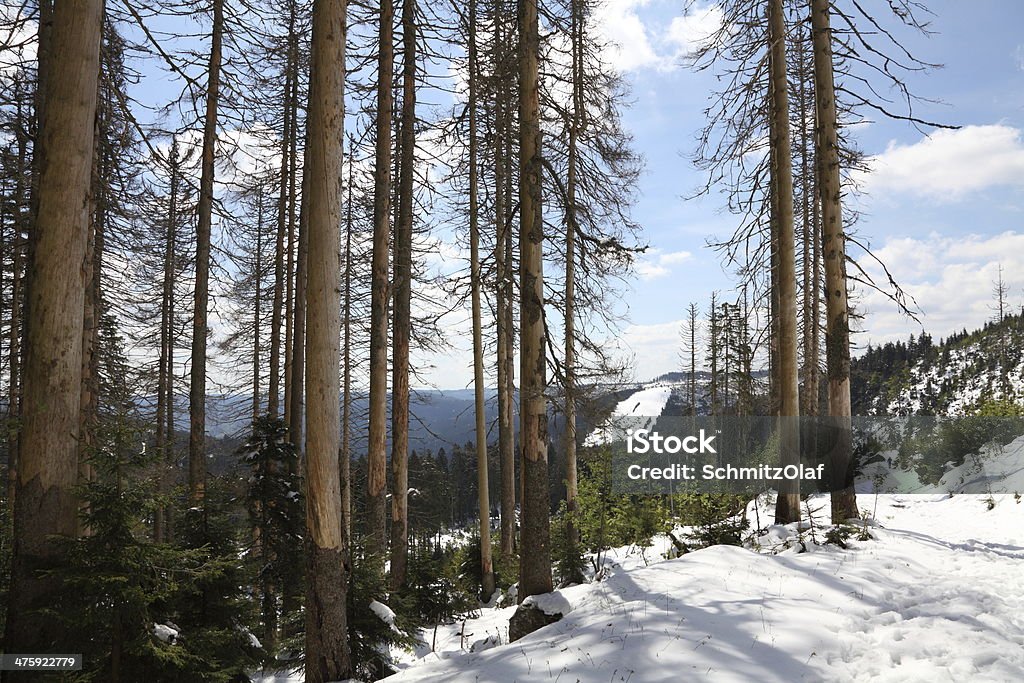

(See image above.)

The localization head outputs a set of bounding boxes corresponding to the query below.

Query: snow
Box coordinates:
[521,591,572,617]
[585,383,674,446]
[386,493,1024,682]
[370,599,401,633]
[152,622,178,644]
[860,433,1024,495]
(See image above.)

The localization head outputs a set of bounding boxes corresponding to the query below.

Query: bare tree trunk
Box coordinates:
[563,0,582,558]
[797,28,815,417]
[389,0,416,592]
[252,192,264,423]
[811,0,857,522]
[3,0,102,659]
[493,4,516,557]
[303,1,351,680]
[6,95,27,528]
[269,46,293,419]
[467,0,495,600]
[288,157,307,452]
[79,62,110,536]
[341,136,355,547]
[688,303,698,413]
[517,0,552,600]
[155,142,180,543]
[367,0,394,564]
[283,201,294,426]
[189,0,224,512]
[768,0,801,524]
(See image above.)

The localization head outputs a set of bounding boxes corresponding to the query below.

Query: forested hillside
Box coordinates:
[852,311,1024,416]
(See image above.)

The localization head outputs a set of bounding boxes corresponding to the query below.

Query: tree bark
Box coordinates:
[797,26,816,417]
[341,136,355,547]
[493,1,516,557]
[288,146,307,453]
[517,0,552,601]
[390,0,416,592]
[768,0,801,524]
[810,0,857,522]
[467,0,496,600]
[158,141,180,543]
[6,92,27,529]
[189,0,224,512]
[3,0,102,659]
[367,0,394,564]
[269,31,293,419]
[303,1,351,680]
[563,0,582,558]
[252,191,264,423]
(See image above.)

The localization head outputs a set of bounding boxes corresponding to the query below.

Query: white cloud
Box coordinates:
[592,0,663,72]
[636,248,692,279]
[860,125,1024,201]
[591,0,722,74]
[857,231,1024,350]
[618,319,686,381]
[665,3,723,57]
[658,250,693,265]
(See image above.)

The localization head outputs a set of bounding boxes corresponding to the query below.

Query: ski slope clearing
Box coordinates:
[386,494,1024,682]
[584,383,674,447]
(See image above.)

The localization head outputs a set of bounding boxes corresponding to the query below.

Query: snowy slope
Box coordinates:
[584,383,674,446]
[384,494,1024,683]
[860,432,1024,495]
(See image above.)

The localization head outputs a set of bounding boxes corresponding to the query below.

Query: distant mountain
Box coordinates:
[852,311,1024,415]
[201,389,512,457]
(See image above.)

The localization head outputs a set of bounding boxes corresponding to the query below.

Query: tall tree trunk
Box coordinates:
[80,88,108,535]
[6,93,27,528]
[155,141,180,544]
[367,0,394,564]
[493,2,516,557]
[269,38,293,419]
[288,154,308,452]
[517,0,552,600]
[303,1,351,679]
[3,0,102,659]
[390,0,416,591]
[189,0,224,513]
[341,136,355,547]
[810,0,856,522]
[467,0,495,600]
[797,27,815,417]
[283,195,295,425]
[252,192,264,423]
[768,0,801,524]
[563,0,582,560]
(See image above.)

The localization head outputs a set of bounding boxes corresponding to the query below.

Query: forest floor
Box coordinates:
[380,492,1024,682]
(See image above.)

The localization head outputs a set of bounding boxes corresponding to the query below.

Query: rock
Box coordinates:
[508,602,563,642]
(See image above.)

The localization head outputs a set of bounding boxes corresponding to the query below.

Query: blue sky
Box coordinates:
[566,0,1024,386]
[89,1,1024,391]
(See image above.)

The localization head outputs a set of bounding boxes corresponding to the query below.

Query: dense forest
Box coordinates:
[0,0,1012,682]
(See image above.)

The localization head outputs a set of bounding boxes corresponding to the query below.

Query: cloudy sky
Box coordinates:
[479,0,1024,389]
[114,1,1024,391]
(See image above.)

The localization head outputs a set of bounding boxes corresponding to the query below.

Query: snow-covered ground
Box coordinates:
[383,493,1023,682]
[861,432,1024,495]
[584,383,675,447]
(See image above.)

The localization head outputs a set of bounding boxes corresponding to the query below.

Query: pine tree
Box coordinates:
[303,0,351,678]
[4,0,103,658]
